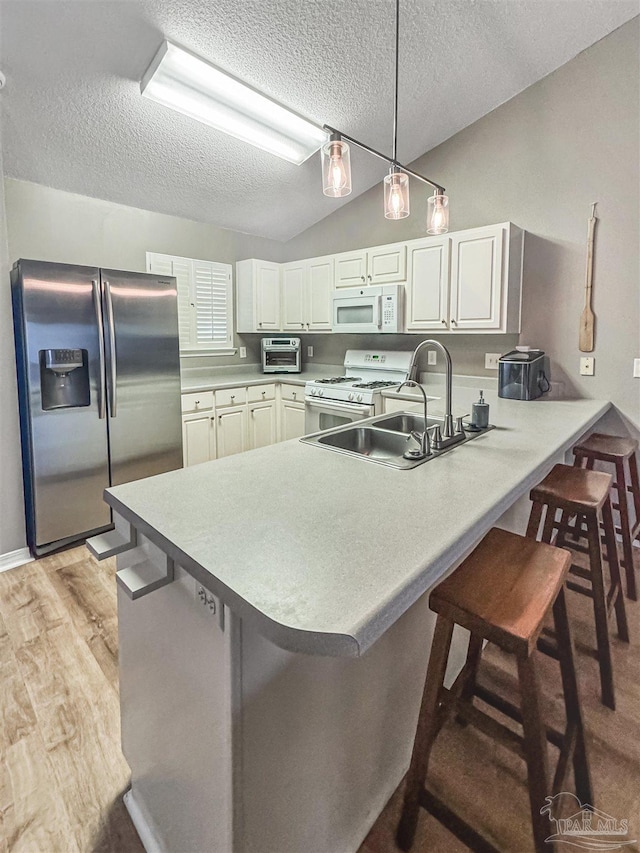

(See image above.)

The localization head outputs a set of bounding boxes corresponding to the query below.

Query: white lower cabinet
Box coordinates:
[216,406,249,458]
[280,401,306,441]
[249,401,277,449]
[182,413,216,467]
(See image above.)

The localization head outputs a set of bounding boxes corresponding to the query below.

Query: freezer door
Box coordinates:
[11,260,111,553]
[102,269,182,486]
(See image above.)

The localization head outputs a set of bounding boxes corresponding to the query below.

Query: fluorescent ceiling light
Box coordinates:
[141,41,327,165]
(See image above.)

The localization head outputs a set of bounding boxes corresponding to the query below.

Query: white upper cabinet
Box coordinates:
[281,262,306,330]
[334,243,407,287]
[306,257,333,330]
[405,237,450,331]
[449,223,522,333]
[236,259,281,333]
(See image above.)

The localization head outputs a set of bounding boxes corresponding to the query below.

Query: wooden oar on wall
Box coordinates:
[579,202,598,352]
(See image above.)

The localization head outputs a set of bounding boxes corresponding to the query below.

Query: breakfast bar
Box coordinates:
[90,393,610,853]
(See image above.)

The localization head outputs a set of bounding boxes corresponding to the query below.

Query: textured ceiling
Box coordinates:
[0,0,637,241]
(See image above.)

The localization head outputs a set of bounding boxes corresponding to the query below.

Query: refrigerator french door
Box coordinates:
[11,260,182,556]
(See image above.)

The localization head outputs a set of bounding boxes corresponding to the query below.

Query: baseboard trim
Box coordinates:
[0,547,33,573]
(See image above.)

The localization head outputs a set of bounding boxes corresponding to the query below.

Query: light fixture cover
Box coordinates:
[427,192,449,234]
[384,168,410,219]
[321,137,352,197]
[141,41,327,165]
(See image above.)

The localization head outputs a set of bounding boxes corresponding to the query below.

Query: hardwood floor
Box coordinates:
[0,545,638,852]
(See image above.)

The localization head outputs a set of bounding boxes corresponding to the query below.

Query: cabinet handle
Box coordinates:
[292,392,297,400]
[451,319,457,325]
[441,319,446,325]
[367,274,372,282]
[195,399,200,405]
[361,275,365,282]
[261,390,266,396]
[230,395,235,401]
[259,322,263,327]
[300,322,304,327]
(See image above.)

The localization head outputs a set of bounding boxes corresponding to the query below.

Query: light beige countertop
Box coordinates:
[105,391,610,658]
[180,363,341,393]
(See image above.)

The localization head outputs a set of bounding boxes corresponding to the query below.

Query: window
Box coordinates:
[146,252,234,354]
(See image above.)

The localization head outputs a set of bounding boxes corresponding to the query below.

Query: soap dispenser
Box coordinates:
[471,390,489,429]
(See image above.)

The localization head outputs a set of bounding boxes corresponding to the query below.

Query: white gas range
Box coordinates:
[304,350,412,433]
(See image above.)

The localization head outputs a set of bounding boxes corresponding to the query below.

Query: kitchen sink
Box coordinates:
[318,426,413,461]
[301,411,493,469]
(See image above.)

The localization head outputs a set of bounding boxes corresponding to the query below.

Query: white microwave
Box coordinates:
[332,284,404,334]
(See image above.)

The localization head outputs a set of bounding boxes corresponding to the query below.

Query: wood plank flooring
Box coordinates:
[0,545,638,852]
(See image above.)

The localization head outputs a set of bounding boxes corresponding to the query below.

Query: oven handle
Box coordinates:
[305,398,373,417]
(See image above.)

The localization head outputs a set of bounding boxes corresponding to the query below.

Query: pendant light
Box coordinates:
[321,0,449,232]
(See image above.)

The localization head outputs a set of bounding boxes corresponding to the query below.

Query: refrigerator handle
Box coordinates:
[92,279,107,419]
[104,279,118,417]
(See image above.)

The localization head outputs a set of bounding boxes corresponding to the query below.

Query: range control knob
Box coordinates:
[357,394,363,402]
[318,389,324,397]
[348,392,354,401]
[310,388,316,396]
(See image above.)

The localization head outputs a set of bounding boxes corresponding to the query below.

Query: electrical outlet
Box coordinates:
[239,346,247,359]
[427,351,437,365]
[580,357,595,376]
[634,358,640,378]
[307,346,314,358]
[484,353,501,370]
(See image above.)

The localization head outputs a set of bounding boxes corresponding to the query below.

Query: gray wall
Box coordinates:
[0,135,26,554]
[283,19,640,428]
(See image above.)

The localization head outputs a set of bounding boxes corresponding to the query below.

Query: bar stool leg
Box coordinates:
[397,616,454,852]
[629,453,640,533]
[601,496,630,643]
[615,458,638,600]
[552,587,593,807]
[586,513,615,710]
[517,653,551,853]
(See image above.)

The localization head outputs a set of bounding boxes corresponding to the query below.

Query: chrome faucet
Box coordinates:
[407,339,455,438]
[396,380,431,458]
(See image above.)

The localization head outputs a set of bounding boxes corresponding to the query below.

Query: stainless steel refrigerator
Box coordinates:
[11,259,183,556]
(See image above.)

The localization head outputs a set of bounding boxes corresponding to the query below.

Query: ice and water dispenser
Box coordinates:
[39,348,90,410]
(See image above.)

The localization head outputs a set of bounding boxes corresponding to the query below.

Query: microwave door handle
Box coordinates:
[92,279,106,419]
[375,296,382,329]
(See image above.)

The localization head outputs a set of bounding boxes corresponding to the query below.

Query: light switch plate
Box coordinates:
[484,353,501,370]
[580,357,595,376]
[634,358,640,378]
[239,346,247,359]
[307,346,314,357]
[427,351,437,365]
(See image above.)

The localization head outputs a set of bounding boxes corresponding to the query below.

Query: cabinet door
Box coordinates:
[306,257,333,330]
[216,406,248,458]
[281,262,306,331]
[256,262,281,331]
[366,243,407,284]
[334,251,367,288]
[405,238,450,331]
[450,226,504,330]
[280,401,306,441]
[249,402,277,449]
[182,415,215,467]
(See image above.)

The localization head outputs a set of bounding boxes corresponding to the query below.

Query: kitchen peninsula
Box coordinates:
[89,392,610,853]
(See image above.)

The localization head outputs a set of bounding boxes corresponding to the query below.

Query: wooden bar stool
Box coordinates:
[397,527,592,853]
[527,463,629,710]
[572,433,640,601]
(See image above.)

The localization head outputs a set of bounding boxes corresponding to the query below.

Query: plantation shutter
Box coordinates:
[146,252,233,352]
[193,261,232,346]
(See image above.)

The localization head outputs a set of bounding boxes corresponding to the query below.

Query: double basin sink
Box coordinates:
[301,412,492,470]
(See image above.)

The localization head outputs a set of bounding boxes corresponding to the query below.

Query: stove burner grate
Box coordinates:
[315,376,361,384]
[351,380,400,389]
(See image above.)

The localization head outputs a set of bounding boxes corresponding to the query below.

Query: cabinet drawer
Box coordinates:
[181,391,214,413]
[215,387,247,407]
[247,383,276,403]
[280,383,304,403]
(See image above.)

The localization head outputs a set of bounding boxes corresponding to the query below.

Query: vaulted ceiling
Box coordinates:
[0,0,637,241]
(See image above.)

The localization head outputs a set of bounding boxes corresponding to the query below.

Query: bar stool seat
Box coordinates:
[573,432,640,601]
[527,463,629,710]
[397,527,592,853]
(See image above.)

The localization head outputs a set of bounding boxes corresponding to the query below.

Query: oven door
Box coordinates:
[332,294,381,334]
[305,398,375,433]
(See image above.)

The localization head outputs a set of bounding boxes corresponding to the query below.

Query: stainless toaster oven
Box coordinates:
[261,337,301,373]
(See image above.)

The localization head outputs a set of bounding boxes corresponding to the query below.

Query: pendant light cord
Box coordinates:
[392,0,399,163]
